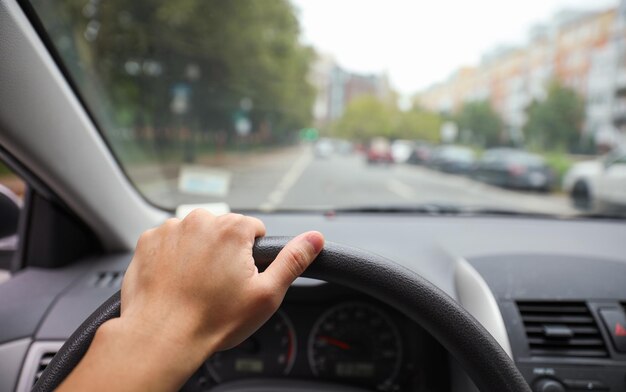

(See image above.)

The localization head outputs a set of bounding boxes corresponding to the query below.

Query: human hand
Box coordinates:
[120,209,324,354]
[59,210,324,392]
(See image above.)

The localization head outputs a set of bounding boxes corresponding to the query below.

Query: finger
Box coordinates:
[182,208,216,230]
[244,216,266,238]
[262,231,324,288]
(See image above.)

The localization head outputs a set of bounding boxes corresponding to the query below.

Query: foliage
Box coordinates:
[454,101,503,147]
[33,0,315,146]
[523,81,584,152]
[394,108,442,142]
[542,151,574,184]
[0,162,13,176]
[332,97,441,142]
[332,97,395,140]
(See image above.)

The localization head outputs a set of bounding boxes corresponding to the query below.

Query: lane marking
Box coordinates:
[386,179,416,200]
[259,150,313,211]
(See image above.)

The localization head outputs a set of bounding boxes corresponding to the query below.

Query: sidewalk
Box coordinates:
[125,144,306,183]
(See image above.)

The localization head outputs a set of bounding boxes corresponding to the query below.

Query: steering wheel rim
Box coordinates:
[33,237,530,392]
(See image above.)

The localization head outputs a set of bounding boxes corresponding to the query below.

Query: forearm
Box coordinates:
[57,318,213,392]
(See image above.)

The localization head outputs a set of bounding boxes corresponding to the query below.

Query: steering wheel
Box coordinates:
[33,237,531,392]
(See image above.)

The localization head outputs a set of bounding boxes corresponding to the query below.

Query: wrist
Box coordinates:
[91,317,215,390]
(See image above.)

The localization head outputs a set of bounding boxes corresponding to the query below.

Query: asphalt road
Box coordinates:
[136,145,575,215]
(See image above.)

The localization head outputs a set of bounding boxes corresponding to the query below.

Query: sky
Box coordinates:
[291,0,619,95]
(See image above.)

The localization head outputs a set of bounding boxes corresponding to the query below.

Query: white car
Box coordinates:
[390,140,414,163]
[313,138,334,158]
[563,150,626,211]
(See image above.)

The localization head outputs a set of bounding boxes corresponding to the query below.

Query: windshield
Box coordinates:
[28,0,626,216]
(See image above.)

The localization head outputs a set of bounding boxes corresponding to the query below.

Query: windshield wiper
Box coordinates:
[330,204,626,220]
[572,212,626,221]
[329,204,560,218]
[330,203,464,215]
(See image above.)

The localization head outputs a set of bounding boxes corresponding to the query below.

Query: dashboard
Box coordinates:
[2,214,626,392]
[188,283,448,391]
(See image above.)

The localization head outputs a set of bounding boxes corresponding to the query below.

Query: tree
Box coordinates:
[393,108,441,142]
[332,97,443,142]
[333,97,396,140]
[34,0,315,147]
[455,101,503,147]
[523,81,584,152]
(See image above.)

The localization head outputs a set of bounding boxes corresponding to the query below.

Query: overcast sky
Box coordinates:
[291,0,618,95]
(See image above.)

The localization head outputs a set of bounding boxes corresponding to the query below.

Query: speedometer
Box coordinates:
[207,310,296,382]
[308,302,403,391]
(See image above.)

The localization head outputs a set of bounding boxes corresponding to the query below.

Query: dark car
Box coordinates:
[473,148,555,192]
[406,142,433,165]
[429,145,476,174]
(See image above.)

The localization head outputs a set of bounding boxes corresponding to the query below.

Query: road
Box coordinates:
[135,145,575,215]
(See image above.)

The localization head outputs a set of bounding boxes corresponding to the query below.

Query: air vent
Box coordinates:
[16,342,63,392]
[32,351,56,386]
[518,301,608,358]
[88,271,124,288]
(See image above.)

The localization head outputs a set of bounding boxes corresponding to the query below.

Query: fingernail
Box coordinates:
[305,231,324,254]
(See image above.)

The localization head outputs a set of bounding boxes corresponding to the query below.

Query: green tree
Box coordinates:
[333,97,396,140]
[394,108,441,142]
[455,101,503,147]
[34,0,315,146]
[333,98,442,142]
[523,81,584,152]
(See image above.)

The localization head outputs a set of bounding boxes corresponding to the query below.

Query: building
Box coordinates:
[611,0,626,147]
[310,54,390,127]
[417,6,622,147]
[309,54,335,128]
[586,42,618,146]
[554,9,615,96]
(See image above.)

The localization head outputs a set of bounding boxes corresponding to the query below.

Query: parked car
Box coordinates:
[473,148,555,192]
[390,139,414,163]
[313,138,334,158]
[334,139,354,155]
[564,148,626,211]
[429,145,475,174]
[562,159,603,210]
[366,137,394,164]
[407,142,433,165]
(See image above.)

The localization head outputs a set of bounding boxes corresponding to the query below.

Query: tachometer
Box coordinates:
[308,302,403,391]
[207,310,296,382]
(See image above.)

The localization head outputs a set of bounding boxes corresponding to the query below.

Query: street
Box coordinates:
[135,145,575,215]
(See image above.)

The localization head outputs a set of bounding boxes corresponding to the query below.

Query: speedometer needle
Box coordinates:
[318,336,351,350]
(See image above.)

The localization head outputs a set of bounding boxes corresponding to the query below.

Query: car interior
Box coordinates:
[1,0,626,391]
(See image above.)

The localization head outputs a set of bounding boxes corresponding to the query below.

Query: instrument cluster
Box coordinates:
[199,285,449,391]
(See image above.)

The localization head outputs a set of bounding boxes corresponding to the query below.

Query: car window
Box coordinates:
[27,0,626,217]
[0,161,24,279]
[508,152,544,166]
[440,147,474,160]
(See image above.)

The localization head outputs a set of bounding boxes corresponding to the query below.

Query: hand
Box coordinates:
[59,210,324,392]
[122,209,324,352]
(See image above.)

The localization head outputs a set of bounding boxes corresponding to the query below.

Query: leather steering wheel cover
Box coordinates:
[33,237,530,392]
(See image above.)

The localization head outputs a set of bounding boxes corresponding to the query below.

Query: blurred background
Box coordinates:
[2,0,626,216]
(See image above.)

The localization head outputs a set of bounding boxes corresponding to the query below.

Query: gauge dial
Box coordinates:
[207,310,296,382]
[308,302,403,391]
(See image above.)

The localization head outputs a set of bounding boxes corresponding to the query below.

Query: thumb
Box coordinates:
[263,232,324,289]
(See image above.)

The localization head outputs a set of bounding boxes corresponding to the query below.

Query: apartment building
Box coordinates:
[417,6,622,147]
